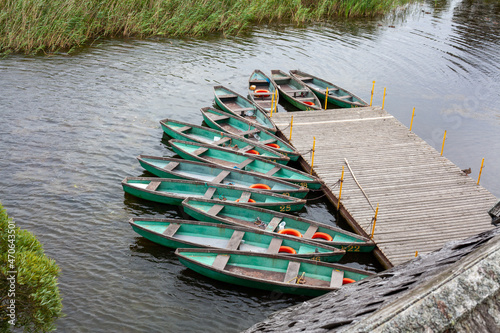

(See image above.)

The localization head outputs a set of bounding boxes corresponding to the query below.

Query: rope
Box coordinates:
[344,158,376,212]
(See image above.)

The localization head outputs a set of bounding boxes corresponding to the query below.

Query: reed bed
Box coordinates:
[0,0,412,54]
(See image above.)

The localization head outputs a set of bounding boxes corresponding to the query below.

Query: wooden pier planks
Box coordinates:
[273,106,498,267]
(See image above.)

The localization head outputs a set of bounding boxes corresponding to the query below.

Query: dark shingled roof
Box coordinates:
[243,226,500,332]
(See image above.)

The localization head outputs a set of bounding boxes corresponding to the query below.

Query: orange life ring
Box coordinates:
[255,89,270,98]
[342,278,356,284]
[278,229,303,238]
[249,183,271,190]
[236,198,256,203]
[311,232,333,241]
[278,246,297,254]
[265,143,280,149]
[303,101,315,106]
[246,149,260,155]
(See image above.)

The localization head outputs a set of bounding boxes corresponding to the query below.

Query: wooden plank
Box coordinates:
[193,147,208,156]
[217,94,237,99]
[226,230,245,250]
[210,114,230,122]
[176,125,191,132]
[265,217,283,232]
[145,181,161,191]
[238,191,252,203]
[330,270,344,288]
[162,223,180,237]
[236,158,253,169]
[163,162,179,171]
[284,261,301,284]
[207,204,224,216]
[266,166,281,176]
[212,254,230,270]
[212,170,231,184]
[266,238,283,254]
[203,187,217,199]
[303,225,319,239]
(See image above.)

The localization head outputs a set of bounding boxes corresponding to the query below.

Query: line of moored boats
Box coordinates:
[122,70,374,296]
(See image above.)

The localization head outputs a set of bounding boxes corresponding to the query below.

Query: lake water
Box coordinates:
[0,0,499,331]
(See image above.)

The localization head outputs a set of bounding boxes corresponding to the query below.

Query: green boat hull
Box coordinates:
[122,177,306,212]
[176,248,374,297]
[169,139,321,190]
[136,155,309,198]
[182,198,376,253]
[200,107,300,162]
[130,218,345,263]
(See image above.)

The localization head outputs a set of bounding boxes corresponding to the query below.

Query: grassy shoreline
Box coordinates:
[0,0,412,54]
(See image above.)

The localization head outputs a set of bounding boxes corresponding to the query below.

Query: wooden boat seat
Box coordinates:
[212,254,230,270]
[237,145,254,153]
[266,237,283,254]
[203,187,217,199]
[337,95,353,100]
[163,162,179,171]
[296,97,315,101]
[212,170,231,184]
[303,225,319,239]
[265,166,281,176]
[260,139,277,145]
[210,114,230,122]
[145,181,161,191]
[249,79,269,84]
[297,76,313,81]
[231,107,255,112]
[330,270,344,288]
[238,191,252,202]
[240,128,260,136]
[284,261,301,284]
[214,137,232,146]
[326,88,340,93]
[236,158,253,169]
[265,217,283,232]
[176,125,191,133]
[192,147,208,156]
[207,204,224,216]
[226,230,245,250]
[162,223,181,237]
[218,94,238,99]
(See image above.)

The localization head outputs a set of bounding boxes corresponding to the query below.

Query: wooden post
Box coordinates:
[370,81,375,106]
[370,203,379,239]
[410,107,415,131]
[310,137,316,175]
[270,92,275,118]
[477,158,485,185]
[289,116,294,142]
[382,87,386,110]
[324,87,329,110]
[441,130,447,156]
[274,90,278,114]
[337,166,344,210]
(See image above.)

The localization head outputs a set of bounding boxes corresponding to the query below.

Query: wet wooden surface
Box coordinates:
[272,106,498,266]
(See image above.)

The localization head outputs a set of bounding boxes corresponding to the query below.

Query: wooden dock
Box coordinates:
[272,106,498,268]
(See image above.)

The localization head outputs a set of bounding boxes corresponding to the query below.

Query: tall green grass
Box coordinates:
[0,0,412,54]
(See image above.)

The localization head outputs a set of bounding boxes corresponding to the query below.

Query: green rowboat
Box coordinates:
[182,198,376,252]
[122,177,306,211]
[290,70,368,108]
[160,118,289,165]
[247,70,278,112]
[200,107,300,162]
[175,248,375,296]
[136,156,310,198]
[271,70,322,111]
[129,218,345,262]
[169,139,322,190]
[213,85,277,133]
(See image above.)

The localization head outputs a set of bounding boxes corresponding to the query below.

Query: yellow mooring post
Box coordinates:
[410,107,415,131]
[370,81,375,106]
[337,166,344,210]
[382,87,387,110]
[289,115,294,142]
[370,203,379,240]
[274,90,278,114]
[270,93,275,118]
[415,251,419,257]
[324,87,329,110]
[310,137,316,175]
[477,158,485,185]
[441,130,447,156]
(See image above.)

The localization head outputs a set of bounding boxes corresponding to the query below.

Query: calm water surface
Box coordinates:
[1,0,499,331]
